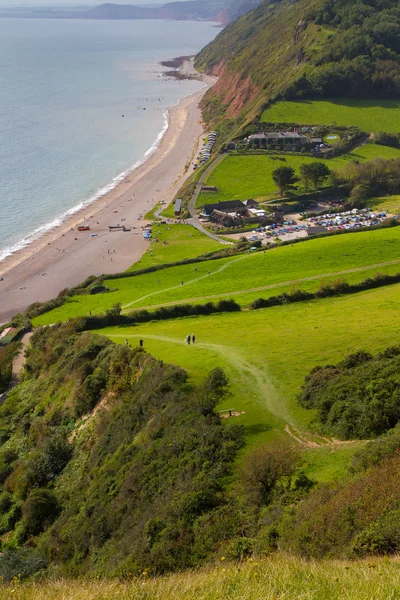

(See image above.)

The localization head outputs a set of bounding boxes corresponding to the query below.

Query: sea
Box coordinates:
[0,18,218,261]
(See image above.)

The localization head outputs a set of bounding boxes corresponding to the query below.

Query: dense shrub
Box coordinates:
[0,548,47,582]
[279,454,400,559]
[0,341,21,393]
[73,299,241,332]
[298,346,400,439]
[22,488,59,535]
[0,325,244,576]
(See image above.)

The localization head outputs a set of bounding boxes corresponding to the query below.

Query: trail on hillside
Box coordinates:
[112,333,365,447]
[113,332,293,426]
[121,254,248,310]
[122,256,400,312]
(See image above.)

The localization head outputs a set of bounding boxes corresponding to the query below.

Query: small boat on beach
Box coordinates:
[77,225,90,231]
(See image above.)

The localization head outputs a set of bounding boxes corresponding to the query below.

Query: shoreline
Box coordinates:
[0,61,215,323]
[0,108,171,264]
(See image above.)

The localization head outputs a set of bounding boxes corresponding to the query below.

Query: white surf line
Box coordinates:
[121,254,248,311]
[121,256,400,312]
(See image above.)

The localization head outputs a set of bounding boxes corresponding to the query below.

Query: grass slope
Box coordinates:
[126,224,221,272]
[261,99,400,133]
[98,282,400,472]
[5,554,400,600]
[33,226,400,326]
[196,144,400,205]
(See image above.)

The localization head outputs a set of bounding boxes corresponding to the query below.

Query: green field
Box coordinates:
[196,144,400,206]
[126,223,221,271]
[33,227,400,326]
[97,282,400,477]
[261,98,400,133]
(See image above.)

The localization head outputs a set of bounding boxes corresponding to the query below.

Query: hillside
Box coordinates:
[195,0,400,136]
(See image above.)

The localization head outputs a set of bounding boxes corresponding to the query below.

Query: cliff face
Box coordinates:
[196,0,400,135]
[196,0,325,135]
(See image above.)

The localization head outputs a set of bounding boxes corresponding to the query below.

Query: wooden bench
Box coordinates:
[217,408,235,417]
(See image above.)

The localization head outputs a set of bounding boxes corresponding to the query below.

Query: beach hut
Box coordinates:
[174,198,182,216]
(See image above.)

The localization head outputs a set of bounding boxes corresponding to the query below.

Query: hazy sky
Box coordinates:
[0,1,163,5]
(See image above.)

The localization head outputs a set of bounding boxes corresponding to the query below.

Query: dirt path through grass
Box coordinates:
[122,256,400,312]
[113,332,294,425]
[121,254,249,310]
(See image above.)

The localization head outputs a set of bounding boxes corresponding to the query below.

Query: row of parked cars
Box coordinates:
[307,208,388,231]
[248,223,308,241]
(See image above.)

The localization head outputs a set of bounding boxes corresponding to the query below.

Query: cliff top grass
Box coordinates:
[261,99,400,133]
[32,226,400,326]
[196,143,400,206]
[4,553,400,600]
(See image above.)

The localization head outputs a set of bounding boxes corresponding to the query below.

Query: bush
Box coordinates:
[0,548,47,581]
[298,345,400,439]
[22,488,59,535]
[240,439,299,506]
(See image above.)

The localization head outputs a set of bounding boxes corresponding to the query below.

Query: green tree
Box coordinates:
[272,166,298,196]
[307,162,331,189]
[299,164,313,192]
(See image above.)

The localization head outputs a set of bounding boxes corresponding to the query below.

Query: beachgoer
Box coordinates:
[192,335,195,344]
[186,335,191,345]
[139,339,143,347]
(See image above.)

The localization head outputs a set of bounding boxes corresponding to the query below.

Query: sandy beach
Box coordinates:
[0,64,214,324]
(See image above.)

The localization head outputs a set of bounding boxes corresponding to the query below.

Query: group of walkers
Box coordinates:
[125,336,196,347]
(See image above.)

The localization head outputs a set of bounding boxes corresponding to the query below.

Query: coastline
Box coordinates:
[0,62,215,323]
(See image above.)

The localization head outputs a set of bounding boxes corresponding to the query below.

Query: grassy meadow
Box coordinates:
[4,554,400,600]
[126,223,221,272]
[97,282,400,473]
[261,98,400,133]
[33,226,400,326]
[196,144,400,205]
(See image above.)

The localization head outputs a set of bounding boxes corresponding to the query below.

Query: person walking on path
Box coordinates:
[192,335,195,344]
[186,334,191,345]
[139,339,143,347]
[125,339,129,346]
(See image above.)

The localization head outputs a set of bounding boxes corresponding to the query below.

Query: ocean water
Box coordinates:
[0,18,218,261]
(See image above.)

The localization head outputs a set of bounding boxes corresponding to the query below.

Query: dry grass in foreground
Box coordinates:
[1,554,400,600]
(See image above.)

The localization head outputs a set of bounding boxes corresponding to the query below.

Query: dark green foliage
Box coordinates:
[272,166,299,196]
[0,548,47,582]
[196,0,400,141]
[298,346,400,438]
[240,439,300,505]
[25,430,72,488]
[350,423,400,472]
[22,489,59,535]
[279,453,400,558]
[374,130,400,147]
[0,342,20,393]
[300,162,331,190]
[333,156,400,199]
[73,299,241,332]
[0,324,244,576]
